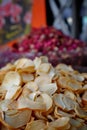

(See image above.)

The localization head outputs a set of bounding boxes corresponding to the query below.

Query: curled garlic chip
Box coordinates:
[5,85,21,100]
[54,107,75,118]
[37,63,51,73]
[14,58,34,69]
[25,120,46,130]
[49,117,70,129]
[34,111,47,120]
[34,56,48,69]
[4,109,32,128]
[21,73,34,83]
[0,56,87,129]
[38,83,57,95]
[62,95,76,111]
[15,58,35,73]
[71,73,84,82]
[70,118,84,128]
[64,90,76,100]
[35,75,51,87]
[75,105,87,118]
[58,76,82,91]
[0,100,12,111]
[53,93,76,111]
[34,57,42,69]
[17,95,46,111]
[1,71,21,90]
[56,63,73,72]
[41,93,53,111]
[24,81,38,92]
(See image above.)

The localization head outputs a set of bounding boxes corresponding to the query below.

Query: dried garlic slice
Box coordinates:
[4,109,32,128]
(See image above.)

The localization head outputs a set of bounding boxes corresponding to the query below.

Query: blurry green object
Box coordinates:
[0,0,2,4]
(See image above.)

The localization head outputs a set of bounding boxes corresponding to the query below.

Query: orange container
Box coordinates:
[32,0,46,28]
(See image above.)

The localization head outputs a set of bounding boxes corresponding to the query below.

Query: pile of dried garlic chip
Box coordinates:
[0,56,87,130]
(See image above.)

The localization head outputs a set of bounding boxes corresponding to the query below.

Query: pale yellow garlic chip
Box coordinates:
[64,90,76,100]
[56,63,73,72]
[1,71,21,91]
[21,87,31,97]
[7,100,18,110]
[58,76,82,91]
[21,73,34,83]
[4,109,32,128]
[75,105,87,118]
[0,100,12,111]
[14,58,34,69]
[17,95,46,111]
[35,93,43,103]
[38,83,57,95]
[5,85,21,100]
[57,76,69,88]
[62,95,76,111]
[35,75,51,88]
[41,93,53,111]
[24,81,38,92]
[70,73,84,82]
[25,120,46,130]
[37,63,51,73]
[0,64,15,85]
[19,66,35,73]
[34,111,47,120]
[82,91,87,105]
[53,93,76,111]
[54,107,75,118]
[34,56,48,70]
[67,80,82,91]
[48,66,55,79]
[28,91,41,101]
[33,57,42,69]
[14,58,35,73]
[36,65,55,80]
[53,94,66,110]
[70,118,84,128]
[49,117,70,129]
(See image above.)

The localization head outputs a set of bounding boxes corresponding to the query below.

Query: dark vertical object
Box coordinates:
[46,0,54,26]
[72,0,83,38]
[45,0,60,26]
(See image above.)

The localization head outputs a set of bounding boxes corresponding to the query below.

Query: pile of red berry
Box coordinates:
[0,27,85,67]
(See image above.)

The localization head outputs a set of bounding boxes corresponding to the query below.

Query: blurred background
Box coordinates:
[0,0,87,71]
[0,0,87,44]
[42,0,87,42]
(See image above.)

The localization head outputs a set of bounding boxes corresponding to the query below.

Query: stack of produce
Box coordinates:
[0,56,87,129]
[0,27,85,68]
